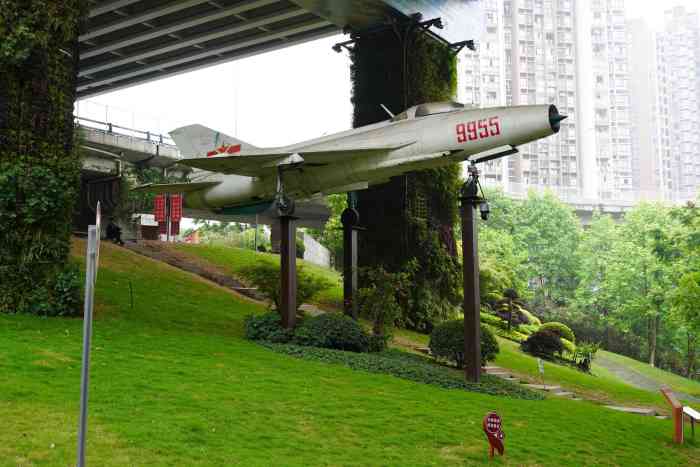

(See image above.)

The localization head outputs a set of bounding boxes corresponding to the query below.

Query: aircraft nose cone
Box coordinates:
[548,104,567,133]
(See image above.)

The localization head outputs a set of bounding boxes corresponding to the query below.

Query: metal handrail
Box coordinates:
[75,115,175,146]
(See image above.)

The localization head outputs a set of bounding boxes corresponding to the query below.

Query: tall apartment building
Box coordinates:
[627,18,662,200]
[459,0,633,201]
[655,6,700,201]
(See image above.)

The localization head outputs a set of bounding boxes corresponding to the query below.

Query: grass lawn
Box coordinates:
[598,350,700,398]
[394,328,671,410]
[174,243,343,309]
[1,240,699,465]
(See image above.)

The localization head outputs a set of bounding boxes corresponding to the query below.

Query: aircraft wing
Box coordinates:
[178,143,415,177]
[132,181,220,193]
[184,198,330,229]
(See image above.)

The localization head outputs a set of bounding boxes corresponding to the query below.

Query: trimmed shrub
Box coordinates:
[518,324,540,336]
[244,312,294,343]
[429,320,499,367]
[521,330,564,358]
[560,338,577,355]
[540,322,575,342]
[480,312,506,328]
[293,313,370,352]
[519,308,542,326]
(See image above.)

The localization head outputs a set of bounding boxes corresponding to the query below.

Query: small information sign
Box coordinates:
[482,412,505,457]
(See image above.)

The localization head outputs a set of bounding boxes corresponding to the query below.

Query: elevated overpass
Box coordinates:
[79,0,474,98]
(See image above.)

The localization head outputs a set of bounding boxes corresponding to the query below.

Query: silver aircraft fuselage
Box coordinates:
[178,103,564,211]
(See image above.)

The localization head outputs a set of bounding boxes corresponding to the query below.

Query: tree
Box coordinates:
[514,191,581,304]
[306,194,345,269]
[671,272,700,376]
[573,213,619,346]
[605,204,676,366]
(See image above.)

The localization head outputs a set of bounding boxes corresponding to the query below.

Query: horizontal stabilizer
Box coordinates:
[132,181,220,193]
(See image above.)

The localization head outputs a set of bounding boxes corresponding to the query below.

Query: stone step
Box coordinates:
[500,376,520,383]
[604,406,657,416]
[522,384,562,392]
[571,397,583,401]
[552,391,575,397]
[655,415,669,420]
[488,371,511,377]
[483,366,502,371]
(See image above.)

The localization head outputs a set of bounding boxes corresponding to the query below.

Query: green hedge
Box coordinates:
[293,313,370,352]
[540,322,575,342]
[429,320,499,367]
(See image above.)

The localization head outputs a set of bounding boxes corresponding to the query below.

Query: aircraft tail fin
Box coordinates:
[169,124,258,158]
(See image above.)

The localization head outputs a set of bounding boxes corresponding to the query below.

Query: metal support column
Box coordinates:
[341,207,360,319]
[460,164,486,383]
[279,215,297,329]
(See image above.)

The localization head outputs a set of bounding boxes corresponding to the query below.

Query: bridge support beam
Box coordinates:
[351,21,461,333]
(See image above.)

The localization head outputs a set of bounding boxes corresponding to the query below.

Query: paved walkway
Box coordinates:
[595,353,700,403]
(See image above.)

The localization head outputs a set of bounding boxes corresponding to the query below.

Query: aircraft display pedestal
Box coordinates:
[279,215,297,329]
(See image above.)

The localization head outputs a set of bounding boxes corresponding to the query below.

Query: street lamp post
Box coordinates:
[460,163,489,383]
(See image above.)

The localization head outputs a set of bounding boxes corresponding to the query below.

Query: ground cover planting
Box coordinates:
[1,240,699,465]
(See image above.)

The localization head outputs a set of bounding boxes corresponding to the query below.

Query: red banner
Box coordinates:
[170,194,182,222]
[154,194,166,222]
[170,221,180,236]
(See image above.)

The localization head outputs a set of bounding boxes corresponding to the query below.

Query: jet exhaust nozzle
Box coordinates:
[548,104,567,133]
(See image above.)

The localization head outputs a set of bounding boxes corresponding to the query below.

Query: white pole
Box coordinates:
[77,225,98,467]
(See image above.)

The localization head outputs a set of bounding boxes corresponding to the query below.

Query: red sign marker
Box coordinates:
[482,412,505,458]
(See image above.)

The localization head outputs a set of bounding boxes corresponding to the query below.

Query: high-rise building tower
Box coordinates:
[655,6,700,202]
[627,18,663,200]
[459,0,634,201]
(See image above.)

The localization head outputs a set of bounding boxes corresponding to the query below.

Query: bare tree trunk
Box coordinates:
[688,331,696,378]
[649,314,660,367]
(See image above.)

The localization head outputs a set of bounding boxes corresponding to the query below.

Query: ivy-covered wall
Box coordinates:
[0,1,86,315]
[351,28,462,331]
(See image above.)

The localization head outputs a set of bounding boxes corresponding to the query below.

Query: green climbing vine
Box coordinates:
[351,27,462,331]
[0,1,87,315]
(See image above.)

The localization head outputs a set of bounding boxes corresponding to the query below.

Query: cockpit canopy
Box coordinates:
[391,101,465,122]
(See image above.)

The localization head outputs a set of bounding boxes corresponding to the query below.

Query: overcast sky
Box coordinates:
[77,35,352,147]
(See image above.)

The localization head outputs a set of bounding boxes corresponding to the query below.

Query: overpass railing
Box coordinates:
[76,115,176,147]
[74,100,177,147]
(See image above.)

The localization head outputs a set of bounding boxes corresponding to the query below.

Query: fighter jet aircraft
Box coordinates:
[137,101,566,227]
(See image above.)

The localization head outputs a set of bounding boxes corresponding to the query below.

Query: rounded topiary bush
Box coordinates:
[244,312,294,343]
[539,322,575,342]
[521,330,563,358]
[560,338,576,355]
[293,313,370,352]
[519,308,542,326]
[429,320,499,368]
